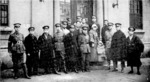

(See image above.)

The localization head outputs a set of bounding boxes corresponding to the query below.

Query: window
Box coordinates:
[0,0,9,26]
[60,0,70,21]
[130,0,143,29]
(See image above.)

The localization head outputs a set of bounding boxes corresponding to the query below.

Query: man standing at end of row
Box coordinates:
[8,23,30,79]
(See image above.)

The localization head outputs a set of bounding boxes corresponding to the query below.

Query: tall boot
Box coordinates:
[23,64,31,79]
[14,67,18,79]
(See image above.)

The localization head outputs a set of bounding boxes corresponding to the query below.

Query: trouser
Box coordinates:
[105,48,111,67]
[81,53,90,71]
[113,60,125,69]
[12,53,29,77]
[27,52,39,75]
[55,51,67,72]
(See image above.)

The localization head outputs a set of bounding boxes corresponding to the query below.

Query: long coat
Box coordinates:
[104,29,114,60]
[126,35,144,67]
[89,30,99,62]
[24,34,39,54]
[64,32,78,62]
[38,33,54,67]
[111,30,126,61]
[101,24,108,45]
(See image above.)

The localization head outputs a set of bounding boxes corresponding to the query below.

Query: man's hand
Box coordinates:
[27,54,30,56]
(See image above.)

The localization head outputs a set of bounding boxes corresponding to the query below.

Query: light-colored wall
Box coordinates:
[105,0,130,36]
[32,0,54,36]
[142,0,150,51]
[9,0,31,37]
[9,0,54,37]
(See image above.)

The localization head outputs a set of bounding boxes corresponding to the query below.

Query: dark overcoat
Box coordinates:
[111,30,126,61]
[38,33,54,67]
[64,33,78,62]
[101,24,108,45]
[24,34,39,54]
[126,35,144,67]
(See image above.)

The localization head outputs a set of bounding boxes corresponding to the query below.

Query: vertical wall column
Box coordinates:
[96,0,103,38]
[53,0,60,34]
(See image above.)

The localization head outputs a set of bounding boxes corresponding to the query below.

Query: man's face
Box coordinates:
[104,21,108,25]
[82,19,86,23]
[82,29,88,34]
[116,25,121,31]
[14,27,20,32]
[92,18,96,22]
[128,30,134,36]
[29,30,34,34]
[70,28,75,32]
[62,23,67,28]
[108,26,112,30]
[43,29,49,33]
[77,18,82,22]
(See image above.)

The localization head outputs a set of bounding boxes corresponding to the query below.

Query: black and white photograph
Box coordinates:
[0,0,150,82]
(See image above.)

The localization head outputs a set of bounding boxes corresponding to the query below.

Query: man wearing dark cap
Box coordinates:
[66,18,72,29]
[61,21,70,35]
[53,23,67,73]
[38,25,59,75]
[78,26,91,72]
[91,16,100,37]
[74,16,83,34]
[111,23,126,72]
[126,27,144,75]
[104,22,114,70]
[24,27,39,76]
[8,23,30,79]
[64,25,79,73]
[101,20,109,45]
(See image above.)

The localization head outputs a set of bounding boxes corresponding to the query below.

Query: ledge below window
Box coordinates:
[0,28,13,35]
[134,29,145,39]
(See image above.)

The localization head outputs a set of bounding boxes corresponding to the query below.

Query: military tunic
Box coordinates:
[104,29,114,60]
[8,32,26,66]
[78,33,91,70]
[53,32,66,71]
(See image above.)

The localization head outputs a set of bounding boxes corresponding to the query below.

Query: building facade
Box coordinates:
[0,0,150,53]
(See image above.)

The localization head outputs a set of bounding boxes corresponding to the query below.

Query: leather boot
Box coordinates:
[23,64,31,79]
[13,65,18,79]
[14,68,18,79]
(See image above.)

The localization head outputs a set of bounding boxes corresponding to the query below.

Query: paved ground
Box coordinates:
[1,58,150,82]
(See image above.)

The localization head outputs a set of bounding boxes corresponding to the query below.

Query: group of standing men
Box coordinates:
[8,16,144,79]
[8,16,101,79]
[102,20,144,75]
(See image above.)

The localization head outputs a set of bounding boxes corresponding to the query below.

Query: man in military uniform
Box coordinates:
[104,22,114,70]
[101,20,109,45]
[38,26,59,75]
[53,23,67,73]
[78,26,91,72]
[8,23,30,79]
[111,23,126,72]
[25,27,39,76]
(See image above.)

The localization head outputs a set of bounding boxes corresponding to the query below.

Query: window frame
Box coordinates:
[129,0,143,29]
[0,0,9,27]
